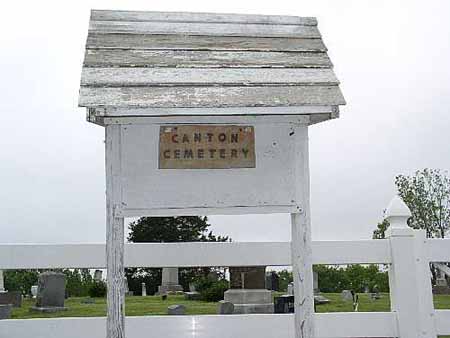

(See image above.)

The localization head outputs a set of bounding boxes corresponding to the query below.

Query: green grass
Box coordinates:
[11,293,450,319]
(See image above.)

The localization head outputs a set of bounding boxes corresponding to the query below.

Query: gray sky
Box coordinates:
[1,0,449,244]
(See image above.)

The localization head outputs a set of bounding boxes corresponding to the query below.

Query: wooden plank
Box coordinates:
[89,21,321,38]
[119,123,297,210]
[83,49,332,68]
[0,240,392,269]
[81,68,338,86]
[435,310,450,335]
[105,125,125,338]
[91,10,318,26]
[97,106,335,118]
[0,313,398,338]
[86,34,327,52]
[427,238,450,261]
[102,115,312,125]
[291,125,314,338]
[78,86,345,108]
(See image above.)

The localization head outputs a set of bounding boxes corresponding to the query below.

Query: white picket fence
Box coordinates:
[0,197,450,338]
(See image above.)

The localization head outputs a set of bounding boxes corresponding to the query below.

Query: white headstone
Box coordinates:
[31,285,38,298]
[141,283,147,297]
[94,270,103,281]
[341,290,353,302]
[158,267,183,294]
[287,282,294,296]
[0,270,5,293]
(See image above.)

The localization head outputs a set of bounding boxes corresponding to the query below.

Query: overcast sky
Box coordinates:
[1,0,449,244]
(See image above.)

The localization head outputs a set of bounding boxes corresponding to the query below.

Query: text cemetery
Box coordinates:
[159,125,256,169]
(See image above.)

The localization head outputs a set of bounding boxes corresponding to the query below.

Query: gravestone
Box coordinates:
[287,282,294,296]
[217,300,234,314]
[184,292,201,301]
[158,267,183,294]
[94,270,103,281]
[167,304,186,315]
[30,285,38,298]
[0,291,22,307]
[265,271,279,291]
[31,272,67,312]
[124,277,133,296]
[141,283,147,297]
[0,304,12,320]
[341,290,353,302]
[313,270,319,294]
[0,270,5,293]
[224,266,273,314]
[274,295,295,313]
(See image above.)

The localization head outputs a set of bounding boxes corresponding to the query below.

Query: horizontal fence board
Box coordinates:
[0,240,391,269]
[0,313,397,338]
[89,21,321,38]
[435,310,450,335]
[91,10,318,26]
[83,49,332,68]
[86,34,327,52]
[79,86,345,108]
[313,239,391,264]
[427,238,450,262]
[81,68,338,86]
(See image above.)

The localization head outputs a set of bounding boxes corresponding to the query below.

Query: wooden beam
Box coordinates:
[83,50,332,68]
[81,68,338,86]
[86,34,327,52]
[78,86,345,108]
[105,125,125,338]
[88,21,321,38]
[90,10,318,26]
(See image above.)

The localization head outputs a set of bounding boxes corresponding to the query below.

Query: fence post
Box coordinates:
[414,230,437,337]
[386,196,435,338]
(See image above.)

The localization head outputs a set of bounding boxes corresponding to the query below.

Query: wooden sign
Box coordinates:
[159,125,255,169]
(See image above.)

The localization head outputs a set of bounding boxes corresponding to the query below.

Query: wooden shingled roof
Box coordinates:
[79,10,345,121]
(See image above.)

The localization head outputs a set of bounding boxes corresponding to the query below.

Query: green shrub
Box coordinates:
[194,277,229,302]
[88,281,107,298]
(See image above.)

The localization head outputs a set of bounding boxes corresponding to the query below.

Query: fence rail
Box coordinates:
[0,239,393,269]
[1,197,450,337]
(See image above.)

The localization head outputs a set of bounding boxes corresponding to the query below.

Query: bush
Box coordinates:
[88,281,107,298]
[194,277,229,302]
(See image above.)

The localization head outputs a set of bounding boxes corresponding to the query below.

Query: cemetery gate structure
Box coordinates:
[1,9,450,338]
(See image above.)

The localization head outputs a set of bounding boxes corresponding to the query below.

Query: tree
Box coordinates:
[126,216,229,294]
[373,169,450,239]
[372,218,390,239]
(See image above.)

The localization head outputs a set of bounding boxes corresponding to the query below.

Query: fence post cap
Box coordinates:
[386,195,411,218]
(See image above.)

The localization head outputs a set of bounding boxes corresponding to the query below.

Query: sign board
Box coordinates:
[159,125,256,169]
[117,122,303,215]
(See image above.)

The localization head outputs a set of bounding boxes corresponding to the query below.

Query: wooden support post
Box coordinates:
[291,125,314,338]
[105,125,125,338]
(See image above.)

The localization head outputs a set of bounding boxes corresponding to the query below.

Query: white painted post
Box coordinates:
[414,229,437,337]
[291,125,314,338]
[105,125,125,338]
[386,196,436,338]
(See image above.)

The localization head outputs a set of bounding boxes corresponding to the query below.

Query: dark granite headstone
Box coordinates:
[0,304,12,319]
[229,266,266,289]
[265,272,279,291]
[217,300,234,314]
[31,272,67,312]
[0,291,22,307]
[274,295,294,313]
[167,304,186,315]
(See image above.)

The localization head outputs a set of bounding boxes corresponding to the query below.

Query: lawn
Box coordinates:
[11,293,450,319]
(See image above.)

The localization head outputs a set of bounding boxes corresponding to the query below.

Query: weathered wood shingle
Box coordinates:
[79,10,345,116]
